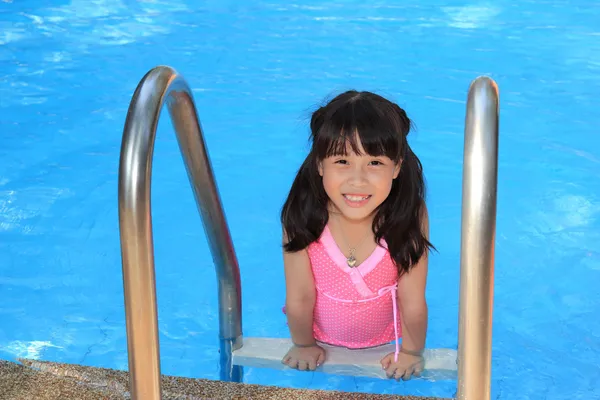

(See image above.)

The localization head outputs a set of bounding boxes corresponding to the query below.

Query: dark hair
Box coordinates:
[281,90,433,275]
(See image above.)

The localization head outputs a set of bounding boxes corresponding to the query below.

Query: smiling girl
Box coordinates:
[280,90,433,381]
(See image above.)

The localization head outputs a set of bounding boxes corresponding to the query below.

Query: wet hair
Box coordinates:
[280,90,434,275]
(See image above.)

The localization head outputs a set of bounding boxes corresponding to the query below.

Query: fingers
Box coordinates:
[385,364,397,379]
[381,357,392,370]
[309,349,326,371]
[281,357,316,371]
[413,362,423,377]
[316,351,325,368]
[305,350,326,371]
[387,365,415,381]
[392,365,409,381]
[394,363,421,381]
[282,356,296,369]
[409,358,424,379]
[385,356,425,381]
[396,366,413,381]
[281,348,326,372]
[282,354,301,370]
[297,360,308,371]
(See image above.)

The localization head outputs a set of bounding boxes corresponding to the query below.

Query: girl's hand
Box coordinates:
[282,344,326,371]
[380,351,425,381]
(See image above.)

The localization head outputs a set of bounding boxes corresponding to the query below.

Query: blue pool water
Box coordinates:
[1,1,599,399]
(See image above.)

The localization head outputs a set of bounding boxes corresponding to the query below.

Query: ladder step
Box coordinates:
[232,337,457,381]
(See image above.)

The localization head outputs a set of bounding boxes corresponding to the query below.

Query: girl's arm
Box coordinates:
[283,231,317,346]
[397,204,430,353]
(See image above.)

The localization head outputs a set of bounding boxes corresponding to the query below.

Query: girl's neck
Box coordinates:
[327,209,375,232]
[327,210,377,259]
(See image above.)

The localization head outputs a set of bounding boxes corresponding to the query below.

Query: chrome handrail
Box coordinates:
[118,66,243,400]
[457,76,499,400]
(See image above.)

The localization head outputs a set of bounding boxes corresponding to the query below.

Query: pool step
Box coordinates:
[1,359,450,400]
[232,337,457,381]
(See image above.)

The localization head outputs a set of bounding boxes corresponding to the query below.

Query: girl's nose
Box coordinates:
[348,167,368,185]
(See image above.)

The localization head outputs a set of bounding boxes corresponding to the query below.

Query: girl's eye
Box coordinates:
[370,160,383,166]
[335,159,348,165]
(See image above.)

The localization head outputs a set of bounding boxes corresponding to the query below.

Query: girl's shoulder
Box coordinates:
[306,226,327,252]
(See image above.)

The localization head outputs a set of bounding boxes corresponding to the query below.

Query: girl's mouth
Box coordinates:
[343,194,372,207]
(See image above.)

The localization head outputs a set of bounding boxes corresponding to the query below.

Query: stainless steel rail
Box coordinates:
[457,76,499,400]
[118,66,243,400]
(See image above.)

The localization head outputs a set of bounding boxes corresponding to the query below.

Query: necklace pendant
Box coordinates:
[347,255,357,268]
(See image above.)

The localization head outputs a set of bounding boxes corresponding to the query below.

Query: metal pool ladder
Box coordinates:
[117,66,499,400]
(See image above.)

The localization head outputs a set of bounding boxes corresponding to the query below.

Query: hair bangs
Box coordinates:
[312,97,404,163]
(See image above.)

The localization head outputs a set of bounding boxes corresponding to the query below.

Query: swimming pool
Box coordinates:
[1,0,599,399]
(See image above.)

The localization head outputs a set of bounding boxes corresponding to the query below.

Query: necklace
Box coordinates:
[333,218,372,268]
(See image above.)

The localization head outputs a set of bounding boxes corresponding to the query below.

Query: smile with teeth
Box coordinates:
[343,194,371,202]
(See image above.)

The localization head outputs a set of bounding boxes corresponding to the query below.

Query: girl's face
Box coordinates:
[318,141,401,222]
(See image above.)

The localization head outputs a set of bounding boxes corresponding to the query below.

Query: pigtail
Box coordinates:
[281,153,327,252]
[373,106,433,275]
[281,106,333,252]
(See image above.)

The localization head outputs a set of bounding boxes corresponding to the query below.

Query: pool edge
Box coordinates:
[0,359,450,399]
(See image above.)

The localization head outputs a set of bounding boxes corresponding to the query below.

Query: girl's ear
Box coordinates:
[393,159,402,179]
[318,161,324,177]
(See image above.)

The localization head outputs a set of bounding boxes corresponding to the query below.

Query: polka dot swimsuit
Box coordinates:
[308,225,402,352]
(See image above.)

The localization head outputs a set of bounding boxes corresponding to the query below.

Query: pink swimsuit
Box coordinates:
[308,225,402,360]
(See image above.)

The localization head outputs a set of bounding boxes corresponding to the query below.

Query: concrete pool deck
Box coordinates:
[0,359,449,400]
